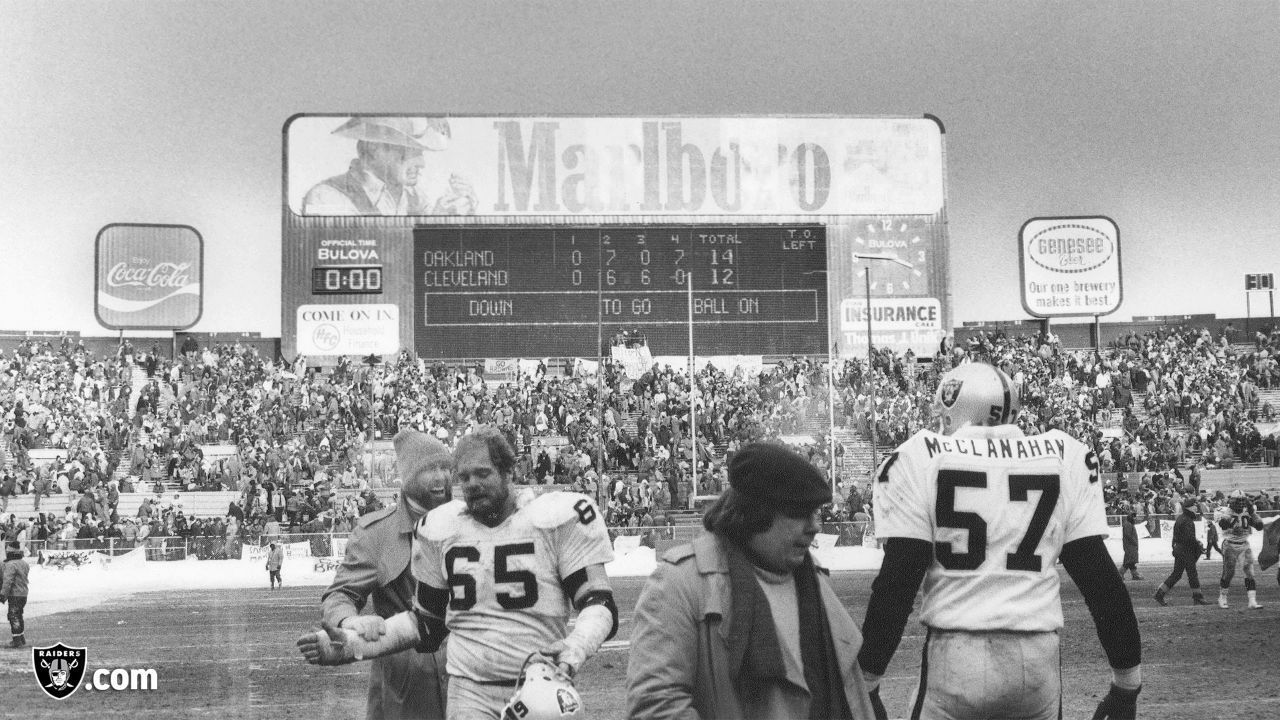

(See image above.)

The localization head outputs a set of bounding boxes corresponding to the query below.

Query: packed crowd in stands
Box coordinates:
[1,323,1279,549]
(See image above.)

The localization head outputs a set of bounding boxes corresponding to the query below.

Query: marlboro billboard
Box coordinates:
[286,115,946,217]
[95,224,203,330]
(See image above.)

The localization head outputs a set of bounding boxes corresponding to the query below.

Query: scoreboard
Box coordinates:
[281,115,952,361]
[414,225,827,357]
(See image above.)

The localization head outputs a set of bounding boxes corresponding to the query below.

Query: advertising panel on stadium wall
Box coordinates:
[1018,216,1122,317]
[282,115,951,360]
[95,224,203,330]
[295,303,399,356]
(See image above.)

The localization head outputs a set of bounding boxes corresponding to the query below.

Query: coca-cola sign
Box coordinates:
[95,224,203,330]
[106,262,194,289]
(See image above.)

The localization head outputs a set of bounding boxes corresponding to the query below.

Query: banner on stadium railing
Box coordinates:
[1256,422,1280,437]
[484,358,518,375]
[243,541,313,561]
[1159,519,1207,546]
[612,344,654,379]
[517,358,547,377]
[286,116,946,217]
[573,358,599,377]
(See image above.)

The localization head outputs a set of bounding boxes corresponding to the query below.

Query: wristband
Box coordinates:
[861,668,883,692]
[1111,664,1142,691]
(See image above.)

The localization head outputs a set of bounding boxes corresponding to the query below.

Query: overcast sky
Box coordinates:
[2,1,1278,336]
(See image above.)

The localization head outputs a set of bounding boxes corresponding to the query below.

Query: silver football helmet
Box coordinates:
[933,362,1019,435]
[501,654,584,720]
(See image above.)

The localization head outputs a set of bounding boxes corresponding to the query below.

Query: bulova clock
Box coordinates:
[851,216,933,295]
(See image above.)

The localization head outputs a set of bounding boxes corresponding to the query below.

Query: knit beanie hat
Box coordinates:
[728,442,832,515]
[394,430,452,485]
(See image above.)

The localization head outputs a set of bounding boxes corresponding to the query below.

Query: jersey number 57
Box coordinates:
[935,469,1060,572]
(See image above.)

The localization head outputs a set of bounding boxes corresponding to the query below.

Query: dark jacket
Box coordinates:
[2,551,29,598]
[1121,517,1139,565]
[1171,511,1202,557]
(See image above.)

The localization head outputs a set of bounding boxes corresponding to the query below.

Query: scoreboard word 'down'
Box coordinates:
[282,115,952,360]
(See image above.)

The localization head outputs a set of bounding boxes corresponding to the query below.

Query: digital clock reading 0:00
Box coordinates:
[311,265,384,295]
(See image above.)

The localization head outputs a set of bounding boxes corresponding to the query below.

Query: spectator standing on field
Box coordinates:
[267,541,284,589]
[2,540,29,647]
[1119,512,1142,580]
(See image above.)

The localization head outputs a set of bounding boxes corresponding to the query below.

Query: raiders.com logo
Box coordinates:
[33,643,87,700]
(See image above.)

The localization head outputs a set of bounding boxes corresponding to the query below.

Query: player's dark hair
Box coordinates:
[702,487,777,546]
[455,425,517,478]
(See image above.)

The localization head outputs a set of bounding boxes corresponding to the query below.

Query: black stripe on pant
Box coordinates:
[910,628,931,720]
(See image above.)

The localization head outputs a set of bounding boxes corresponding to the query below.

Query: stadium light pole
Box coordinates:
[852,253,913,474]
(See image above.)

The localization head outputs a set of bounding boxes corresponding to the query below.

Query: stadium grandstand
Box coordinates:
[1,319,1278,559]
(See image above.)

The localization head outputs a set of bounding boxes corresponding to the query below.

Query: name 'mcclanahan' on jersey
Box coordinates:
[873,425,1108,632]
[411,490,614,683]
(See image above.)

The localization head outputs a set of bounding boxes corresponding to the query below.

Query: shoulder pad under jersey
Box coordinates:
[1213,506,1234,523]
[524,491,597,530]
[419,499,469,541]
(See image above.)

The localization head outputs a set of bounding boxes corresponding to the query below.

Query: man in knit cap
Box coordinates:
[303,429,453,719]
[302,426,617,720]
[626,441,877,719]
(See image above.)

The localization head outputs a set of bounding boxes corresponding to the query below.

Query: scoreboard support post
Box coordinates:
[687,269,696,509]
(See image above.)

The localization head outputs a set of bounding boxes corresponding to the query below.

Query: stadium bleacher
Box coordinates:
[2,324,1279,557]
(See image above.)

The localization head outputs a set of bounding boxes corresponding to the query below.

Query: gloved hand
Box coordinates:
[297,620,355,666]
[1091,683,1140,720]
[341,614,387,642]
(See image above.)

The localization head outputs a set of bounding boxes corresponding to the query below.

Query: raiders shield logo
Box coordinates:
[32,643,87,700]
[939,379,964,408]
[556,687,581,714]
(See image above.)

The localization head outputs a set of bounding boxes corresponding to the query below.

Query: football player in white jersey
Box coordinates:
[857,362,1142,720]
[300,427,617,720]
[1214,490,1265,608]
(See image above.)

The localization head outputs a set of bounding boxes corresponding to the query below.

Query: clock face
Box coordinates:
[852,216,932,295]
